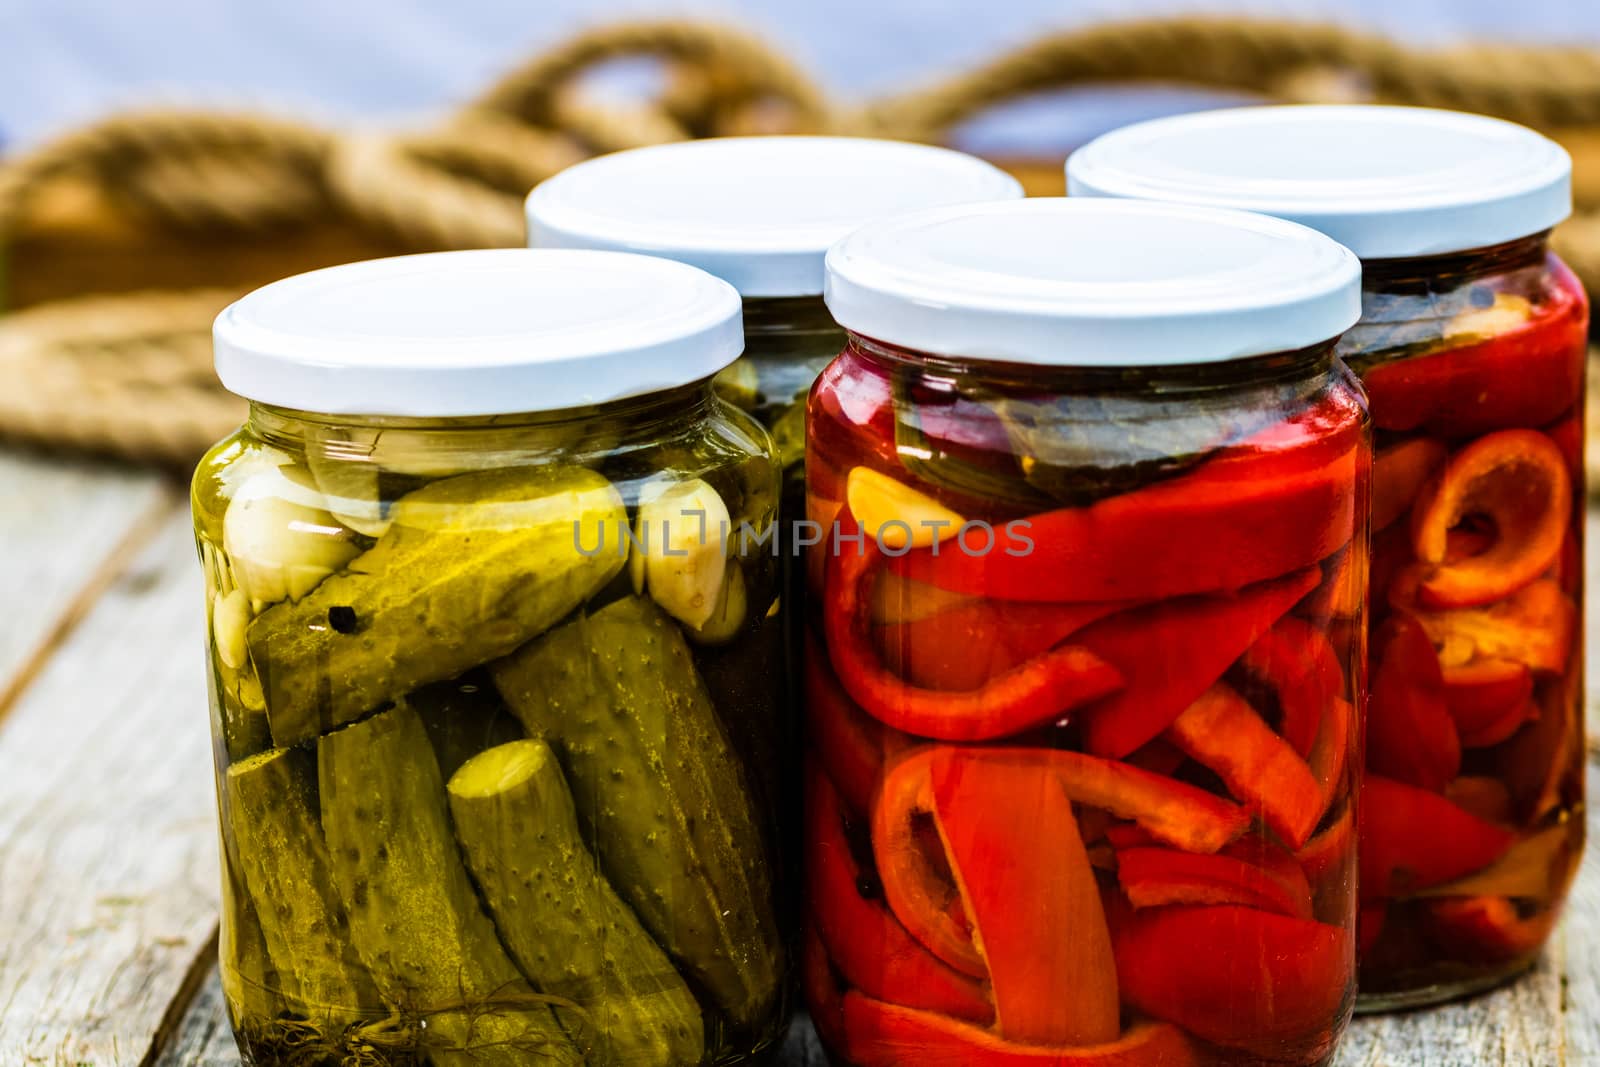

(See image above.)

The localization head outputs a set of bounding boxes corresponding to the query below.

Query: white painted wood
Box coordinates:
[0,508,220,1067]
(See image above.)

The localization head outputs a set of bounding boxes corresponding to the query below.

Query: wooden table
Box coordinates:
[0,446,1592,1067]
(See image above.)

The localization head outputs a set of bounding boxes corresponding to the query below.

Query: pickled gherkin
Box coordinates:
[318,704,583,1067]
[492,595,783,1030]
[448,739,705,1067]
[226,748,381,1031]
[250,465,627,746]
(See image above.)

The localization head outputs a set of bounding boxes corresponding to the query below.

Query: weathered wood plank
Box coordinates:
[0,508,220,1067]
[150,967,238,1067]
[0,450,170,716]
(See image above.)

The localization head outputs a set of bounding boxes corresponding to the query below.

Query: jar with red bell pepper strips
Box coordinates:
[1070,105,1587,1010]
[804,198,1368,1067]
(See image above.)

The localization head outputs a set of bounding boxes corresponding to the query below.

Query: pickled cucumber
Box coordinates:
[226,747,381,1026]
[251,465,627,746]
[318,704,583,1066]
[448,739,705,1067]
[492,595,782,1029]
[219,849,283,1033]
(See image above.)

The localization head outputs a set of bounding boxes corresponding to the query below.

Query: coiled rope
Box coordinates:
[2,16,1598,467]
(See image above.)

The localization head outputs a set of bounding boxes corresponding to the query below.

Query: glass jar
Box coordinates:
[194,249,789,1066]
[1070,104,1587,1009]
[804,199,1368,1066]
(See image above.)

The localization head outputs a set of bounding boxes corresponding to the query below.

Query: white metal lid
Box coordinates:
[526,136,1025,297]
[823,198,1361,367]
[213,249,743,416]
[1067,105,1572,259]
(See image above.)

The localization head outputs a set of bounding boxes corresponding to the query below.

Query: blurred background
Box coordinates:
[4,0,1600,472]
[5,1,1600,154]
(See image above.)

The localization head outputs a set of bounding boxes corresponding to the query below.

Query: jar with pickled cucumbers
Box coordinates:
[1070,105,1587,1009]
[803,199,1368,1066]
[194,249,790,1066]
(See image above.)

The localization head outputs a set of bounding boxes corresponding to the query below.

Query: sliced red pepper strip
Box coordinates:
[1373,437,1447,531]
[1409,429,1572,610]
[930,749,1119,1044]
[875,596,1127,693]
[983,746,1251,854]
[873,748,987,978]
[1362,274,1588,437]
[806,760,995,1023]
[1116,844,1312,919]
[1394,574,1577,677]
[1122,737,1186,778]
[874,748,1250,976]
[1078,568,1319,758]
[1111,904,1352,1057]
[808,642,911,816]
[1167,684,1323,849]
[838,993,1199,1067]
[1424,896,1559,964]
[826,514,1124,741]
[1443,776,1515,825]
[1442,658,1534,749]
[887,395,1361,603]
[1358,775,1516,899]
[1366,613,1460,792]
[1237,616,1344,759]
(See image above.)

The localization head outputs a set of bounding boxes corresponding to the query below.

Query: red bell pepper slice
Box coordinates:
[1078,568,1320,758]
[1358,776,1516,899]
[930,748,1119,1044]
[872,747,987,978]
[1442,658,1535,749]
[1373,437,1447,532]
[1362,271,1588,438]
[873,747,1250,980]
[808,643,911,816]
[1122,738,1187,778]
[1443,776,1515,825]
[875,596,1127,693]
[1167,684,1324,849]
[1116,843,1313,919]
[886,393,1362,603]
[1409,429,1572,610]
[825,515,1124,741]
[1237,616,1345,759]
[1424,896,1559,964]
[1366,613,1461,792]
[1393,574,1577,677]
[806,760,995,1023]
[1111,904,1352,1056]
[838,993,1199,1067]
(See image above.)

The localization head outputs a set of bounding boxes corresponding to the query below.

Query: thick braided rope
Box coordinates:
[467,19,833,135]
[5,15,1600,468]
